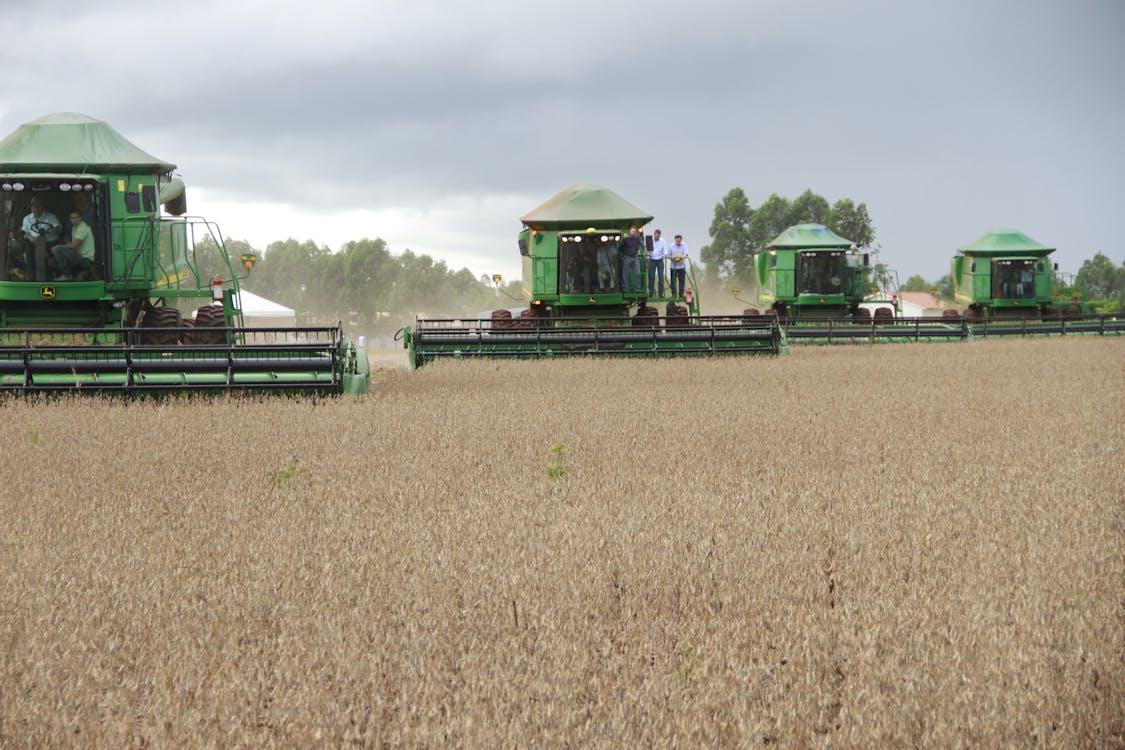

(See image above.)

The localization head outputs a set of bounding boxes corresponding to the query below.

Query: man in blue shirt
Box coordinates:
[647,228,668,297]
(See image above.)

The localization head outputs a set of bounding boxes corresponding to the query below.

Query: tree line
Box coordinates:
[230,237,522,338]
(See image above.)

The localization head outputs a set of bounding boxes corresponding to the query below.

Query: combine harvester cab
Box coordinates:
[403,183,783,366]
[949,228,1124,338]
[0,113,369,394]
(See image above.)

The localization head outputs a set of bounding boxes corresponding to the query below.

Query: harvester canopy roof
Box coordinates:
[0,113,176,174]
[767,223,855,249]
[959,229,1054,256]
[520,183,653,230]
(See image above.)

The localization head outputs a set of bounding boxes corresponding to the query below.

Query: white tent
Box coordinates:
[237,289,296,327]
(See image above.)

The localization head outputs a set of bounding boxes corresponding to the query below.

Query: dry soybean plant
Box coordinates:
[1,337,1122,746]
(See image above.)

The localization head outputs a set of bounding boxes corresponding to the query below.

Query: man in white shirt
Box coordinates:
[22,198,62,247]
[52,211,96,280]
[646,228,668,297]
[669,234,690,297]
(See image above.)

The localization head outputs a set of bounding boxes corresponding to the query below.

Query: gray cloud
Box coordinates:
[2,0,1122,282]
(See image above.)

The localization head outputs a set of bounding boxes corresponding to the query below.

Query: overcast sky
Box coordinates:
[3,0,1122,287]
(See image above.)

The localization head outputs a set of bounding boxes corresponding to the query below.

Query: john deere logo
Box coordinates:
[39,286,56,299]
[587,296,597,304]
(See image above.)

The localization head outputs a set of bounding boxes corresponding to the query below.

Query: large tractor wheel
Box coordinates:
[139,307,182,345]
[491,309,513,330]
[633,305,659,327]
[184,305,226,344]
[664,305,690,327]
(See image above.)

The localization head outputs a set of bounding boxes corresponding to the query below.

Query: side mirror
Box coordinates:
[1053,262,1058,271]
[862,253,869,267]
[770,252,777,268]
[518,238,529,256]
[124,191,140,213]
[970,261,977,272]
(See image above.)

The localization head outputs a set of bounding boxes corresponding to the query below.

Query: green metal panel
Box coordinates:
[521,183,653,230]
[767,223,855,249]
[960,229,1053,256]
[0,113,176,173]
[972,272,990,300]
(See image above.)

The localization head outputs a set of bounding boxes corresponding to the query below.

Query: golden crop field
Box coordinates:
[1,337,1122,747]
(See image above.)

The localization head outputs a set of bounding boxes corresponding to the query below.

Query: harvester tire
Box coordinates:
[517,308,544,329]
[491,309,513,330]
[942,309,962,319]
[665,305,690,327]
[634,306,659,327]
[873,307,894,325]
[853,307,872,321]
[185,305,226,344]
[139,306,183,344]
[742,308,759,316]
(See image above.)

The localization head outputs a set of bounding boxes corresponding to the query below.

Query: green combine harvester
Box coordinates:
[944,228,1124,338]
[739,223,972,343]
[402,183,784,366]
[0,113,369,394]
[952,229,1073,317]
[745,223,876,319]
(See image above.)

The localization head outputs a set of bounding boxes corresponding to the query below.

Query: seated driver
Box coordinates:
[52,210,96,280]
[22,197,62,248]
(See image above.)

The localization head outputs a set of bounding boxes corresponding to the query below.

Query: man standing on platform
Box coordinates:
[647,228,667,297]
[618,226,643,293]
[669,234,690,297]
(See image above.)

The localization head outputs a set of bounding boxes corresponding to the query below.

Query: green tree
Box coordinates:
[786,189,830,226]
[1074,252,1125,300]
[701,188,753,281]
[247,238,330,309]
[745,194,792,261]
[901,274,929,292]
[825,199,875,249]
[340,238,396,328]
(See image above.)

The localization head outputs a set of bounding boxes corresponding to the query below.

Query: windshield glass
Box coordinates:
[559,231,622,293]
[992,259,1036,299]
[795,251,846,295]
[0,181,105,282]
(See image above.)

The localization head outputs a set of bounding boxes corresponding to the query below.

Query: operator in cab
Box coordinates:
[22,197,62,248]
[52,210,96,280]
